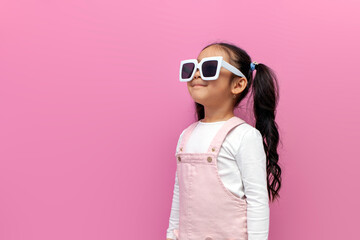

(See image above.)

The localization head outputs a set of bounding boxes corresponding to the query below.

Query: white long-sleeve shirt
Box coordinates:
[167,120,269,240]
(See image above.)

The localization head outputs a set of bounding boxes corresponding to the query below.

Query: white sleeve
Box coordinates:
[166,172,179,239]
[166,130,185,239]
[235,127,270,240]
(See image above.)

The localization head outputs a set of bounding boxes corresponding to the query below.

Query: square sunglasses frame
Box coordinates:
[179,56,246,82]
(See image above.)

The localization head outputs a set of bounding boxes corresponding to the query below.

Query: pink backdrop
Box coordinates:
[1,0,359,239]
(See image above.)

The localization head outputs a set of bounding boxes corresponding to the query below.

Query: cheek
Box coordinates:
[186,83,191,90]
[208,79,228,92]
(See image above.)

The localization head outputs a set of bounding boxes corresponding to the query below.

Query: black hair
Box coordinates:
[194,41,282,202]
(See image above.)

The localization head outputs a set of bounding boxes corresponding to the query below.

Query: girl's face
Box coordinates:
[187,46,245,108]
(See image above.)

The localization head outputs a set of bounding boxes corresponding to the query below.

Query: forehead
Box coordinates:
[197,45,230,62]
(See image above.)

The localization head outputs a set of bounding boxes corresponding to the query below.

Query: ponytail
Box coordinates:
[252,63,282,202]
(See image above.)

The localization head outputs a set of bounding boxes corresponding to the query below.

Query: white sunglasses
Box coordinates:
[179,56,246,82]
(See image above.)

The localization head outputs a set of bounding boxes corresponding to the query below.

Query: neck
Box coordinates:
[200,112,235,123]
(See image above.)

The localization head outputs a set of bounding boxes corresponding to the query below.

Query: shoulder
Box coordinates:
[230,122,262,140]
[232,123,265,161]
[178,120,199,140]
[174,130,186,154]
[175,120,198,152]
[178,128,186,140]
[226,122,263,153]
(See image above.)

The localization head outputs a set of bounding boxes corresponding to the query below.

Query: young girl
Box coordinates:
[166,42,281,240]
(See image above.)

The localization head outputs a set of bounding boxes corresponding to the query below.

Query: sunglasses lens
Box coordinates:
[202,60,218,77]
[181,63,195,79]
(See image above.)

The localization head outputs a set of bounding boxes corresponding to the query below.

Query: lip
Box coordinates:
[192,84,207,87]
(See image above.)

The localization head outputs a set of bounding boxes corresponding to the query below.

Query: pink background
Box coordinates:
[1,0,359,239]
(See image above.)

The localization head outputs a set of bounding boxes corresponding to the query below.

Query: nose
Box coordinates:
[193,68,201,79]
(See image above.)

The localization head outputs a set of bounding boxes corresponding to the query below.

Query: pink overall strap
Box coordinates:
[207,116,245,155]
[178,121,199,152]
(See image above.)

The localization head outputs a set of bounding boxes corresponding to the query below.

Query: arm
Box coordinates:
[235,127,270,240]
[166,130,185,240]
[165,172,179,240]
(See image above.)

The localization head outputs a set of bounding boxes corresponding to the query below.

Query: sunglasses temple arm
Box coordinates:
[221,61,246,78]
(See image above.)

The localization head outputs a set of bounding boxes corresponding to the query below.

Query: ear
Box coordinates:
[232,77,247,95]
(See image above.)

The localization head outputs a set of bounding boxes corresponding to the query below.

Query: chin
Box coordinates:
[191,96,208,105]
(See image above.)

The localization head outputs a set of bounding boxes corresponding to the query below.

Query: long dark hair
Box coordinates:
[195,42,282,202]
